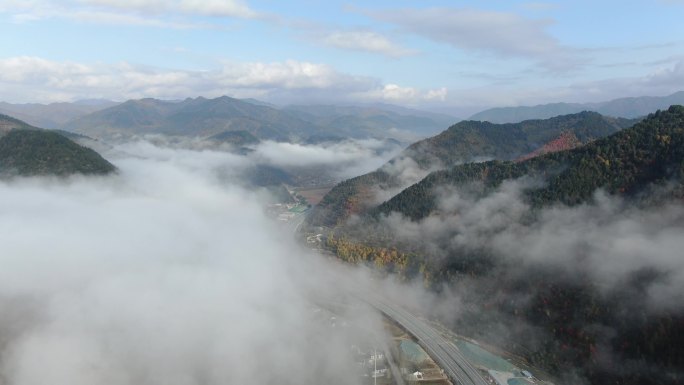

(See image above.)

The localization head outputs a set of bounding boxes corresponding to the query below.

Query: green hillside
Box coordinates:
[405,111,635,168]
[308,111,636,228]
[0,113,32,134]
[0,128,116,177]
[321,106,684,385]
[376,106,684,220]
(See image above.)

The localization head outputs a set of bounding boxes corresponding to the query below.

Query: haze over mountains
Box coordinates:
[0,100,117,129]
[3,1,684,384]
[59,96,454,143]
[1,90,683,385]
[469,91,684,123]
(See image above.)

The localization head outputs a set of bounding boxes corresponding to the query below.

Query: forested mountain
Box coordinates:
[376,106,684,220]
[404,111,635,167]
[470,91,684,123]
[0,113,33,134]
[62,96,453,143]
[307,111,636,227]
[0,130,116,177]
[63,96,322,142]
[317,106,684,385]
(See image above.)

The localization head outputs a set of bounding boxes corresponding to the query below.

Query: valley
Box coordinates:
[1,3,683,382]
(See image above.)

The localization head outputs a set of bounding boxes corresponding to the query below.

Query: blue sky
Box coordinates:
[0,0,682,115]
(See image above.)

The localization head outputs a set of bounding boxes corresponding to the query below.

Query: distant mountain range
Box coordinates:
[60,96,455,143]
[469,91,684,123]
[283,104,455,141]
[0,100,117,129]
[307,111,636,227]
[0,115,116,177]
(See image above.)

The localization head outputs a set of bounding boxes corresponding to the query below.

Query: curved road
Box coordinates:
[292,214,488,385]
[364,296,489,385]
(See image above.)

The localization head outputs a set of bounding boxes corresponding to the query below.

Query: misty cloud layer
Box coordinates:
[0,142,392,385]
[379,179,684,310]
[249,139,403,179]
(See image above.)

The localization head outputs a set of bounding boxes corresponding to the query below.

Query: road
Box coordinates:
[284,210,308,234]
[290,211,488,385]
[364,296,489,385]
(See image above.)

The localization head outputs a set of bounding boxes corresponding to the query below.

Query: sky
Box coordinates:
[0,0,683,115]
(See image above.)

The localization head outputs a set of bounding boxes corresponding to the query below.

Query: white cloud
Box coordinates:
[0,0,257,29]
[78,0,257,18]
[0,141,397,385]
[0,56,444,107]
[322,30,415,57]
[249,139,402,179]
[372,7,580,71]
[380,84,417,101]
[219,60,371,90]
[424,87,448,101]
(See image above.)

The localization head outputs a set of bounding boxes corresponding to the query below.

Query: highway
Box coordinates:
[364,296,489,385]
[292,212,488,385]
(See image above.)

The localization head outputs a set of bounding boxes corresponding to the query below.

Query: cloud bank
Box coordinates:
[378,179,684,309]
[249,139,403,179]
[0,141,393,385]
[0,56,448,107]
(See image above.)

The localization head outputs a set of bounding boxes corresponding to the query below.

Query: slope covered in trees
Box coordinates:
[308,111,636,228]
[0,113,32,134]
[0,115,116,177]
[318,106,684,385]
[404,111,636,168]
[376,106,684,220]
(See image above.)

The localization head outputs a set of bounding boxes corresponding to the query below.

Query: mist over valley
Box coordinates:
[1,1,684,384]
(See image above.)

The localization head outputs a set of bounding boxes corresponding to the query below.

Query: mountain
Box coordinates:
[0,100,118,129]
[64,96,455,143]
[0,113,33,135]
[320,106,684,385]
[470,91,684,123]
[63,96,322,141]
[376,106,684,220]
[282,104,456,141]
[0,115,116,177]
[207,130,260,146]
[307,111,636,227]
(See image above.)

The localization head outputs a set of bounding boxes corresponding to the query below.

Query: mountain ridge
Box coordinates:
[470,91,684,123]
[307,111,637,227]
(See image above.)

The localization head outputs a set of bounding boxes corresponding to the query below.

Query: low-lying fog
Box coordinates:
[0,141,404,385]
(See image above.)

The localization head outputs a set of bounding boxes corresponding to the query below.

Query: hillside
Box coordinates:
[405,111,635,168]
[470,91,684,123]
[0,113,33,134]
[0,115,116,177]
[376,106,684,220]
[308,111,636,227]
[322,106,684,385]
